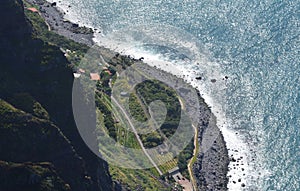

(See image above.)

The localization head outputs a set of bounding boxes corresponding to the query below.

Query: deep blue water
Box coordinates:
[51,0,300,190]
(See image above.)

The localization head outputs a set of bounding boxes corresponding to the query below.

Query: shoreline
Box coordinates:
[25,0,231,190]
[25,0,95,47]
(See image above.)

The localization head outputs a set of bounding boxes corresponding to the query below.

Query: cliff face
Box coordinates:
[0,0,31,38]
[0,161,70,191]
[0,99,89,190]
[0,0,113,190]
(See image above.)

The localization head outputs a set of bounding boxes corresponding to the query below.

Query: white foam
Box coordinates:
[95,37,254,189]
[43,1,256,188]
[45,0,98,30]
[166,64,253,191]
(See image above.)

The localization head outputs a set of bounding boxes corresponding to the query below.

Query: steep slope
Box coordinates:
[0,0,114,190]
[0,99,89,190]
[0,161,70,191]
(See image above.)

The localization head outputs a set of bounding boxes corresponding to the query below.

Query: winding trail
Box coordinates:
[110,96,163,176]
[187,124,198,191]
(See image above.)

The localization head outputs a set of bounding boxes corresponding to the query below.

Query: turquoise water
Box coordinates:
[51,0,300,190]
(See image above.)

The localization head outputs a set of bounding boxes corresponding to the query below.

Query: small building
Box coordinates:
[169,167,183,182]
[73,73,81,78]
[79,68,86,73]
[27,7,38,13]
[120,92,128,97]
[168,167,193,191]
[90,73,100,81]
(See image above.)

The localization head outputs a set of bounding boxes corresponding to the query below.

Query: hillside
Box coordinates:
[0,0,230,190]
[0,161,70,191]
[0,0,114,190]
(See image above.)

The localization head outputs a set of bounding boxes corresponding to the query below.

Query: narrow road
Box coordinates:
[187,124,198,191]
[179,97,197,191]
[111,96,163,175]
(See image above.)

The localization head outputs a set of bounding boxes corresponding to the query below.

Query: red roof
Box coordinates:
[90,73,100,81]
[27,7,38,13]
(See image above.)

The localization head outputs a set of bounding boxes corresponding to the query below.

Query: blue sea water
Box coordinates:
[50,0,300,190]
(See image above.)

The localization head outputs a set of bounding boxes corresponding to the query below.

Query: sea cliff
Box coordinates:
[0,0,230,190]
[0,0,113,190]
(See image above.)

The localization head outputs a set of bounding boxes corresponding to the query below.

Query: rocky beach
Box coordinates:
[24,0,230,190]
[26,0,95,46]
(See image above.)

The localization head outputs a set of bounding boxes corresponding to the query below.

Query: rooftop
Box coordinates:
[27,7,38,13]
[79,68,86,73]
[73,73,81,78]
[90,73,100,81]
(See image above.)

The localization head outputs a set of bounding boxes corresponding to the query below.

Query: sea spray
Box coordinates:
[94,24,257,189]
[44,0,300,190]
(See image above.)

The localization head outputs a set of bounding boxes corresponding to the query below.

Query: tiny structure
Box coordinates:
[79,68,86,73]
[90,73,100,81]
[168,167,193,191]
[120,92,128,97]
[169,167,183,182]
[27,7,38,13]
[73,73,81,78]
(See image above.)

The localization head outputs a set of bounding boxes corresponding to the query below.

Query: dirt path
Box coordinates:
[111,96,163,175]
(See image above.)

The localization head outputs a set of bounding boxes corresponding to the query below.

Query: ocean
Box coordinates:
[48,0,300,190]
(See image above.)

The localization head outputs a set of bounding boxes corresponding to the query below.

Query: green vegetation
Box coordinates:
[0,0,114,190]
[6,1,197,190]
[178,140,195,177]
[129,92,148,122]
[133,80,195,177]
[7,93,49,120]
[95,93,118,140]
[0,99,91,190]
[135,80,181,144]
[24,2,89,66]
[94,68,195,183]
[109,166,170,191]
[158,158,178,174]
[0,161,70,191]
[108,54,135,69]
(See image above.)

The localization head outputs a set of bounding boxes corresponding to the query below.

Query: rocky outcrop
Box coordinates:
[26,0,94,46]
[192,100,229,191]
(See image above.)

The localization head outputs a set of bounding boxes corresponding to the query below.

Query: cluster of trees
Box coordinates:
[97,67,116,95]
[134,80,181,147]
[25,6,89,66]
[108,54,134,69]
[95,94,117,141]
[178,140,194,173]
[128,93,148,122]
[95,66,117,140]
[139,132,164,148]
